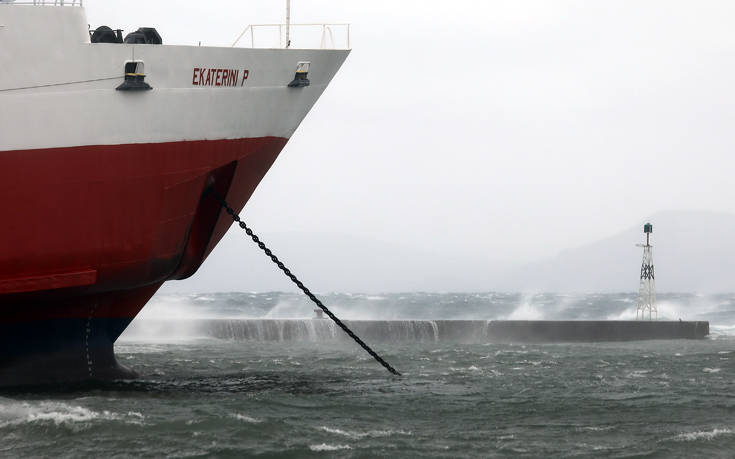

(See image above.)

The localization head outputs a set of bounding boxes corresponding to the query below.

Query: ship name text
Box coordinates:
[192,68,250,87]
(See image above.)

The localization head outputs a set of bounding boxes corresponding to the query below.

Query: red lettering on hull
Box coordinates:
[192,68,250,87]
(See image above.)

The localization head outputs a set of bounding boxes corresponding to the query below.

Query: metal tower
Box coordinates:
[636,222,657,320]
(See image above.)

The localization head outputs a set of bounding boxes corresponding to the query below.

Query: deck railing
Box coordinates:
[232,23,350,50]
[1,1,83,5]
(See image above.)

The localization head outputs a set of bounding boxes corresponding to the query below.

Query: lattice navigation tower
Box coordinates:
[636,222,656,320]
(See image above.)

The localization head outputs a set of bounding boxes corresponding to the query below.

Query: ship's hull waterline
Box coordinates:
[0,4,349,385]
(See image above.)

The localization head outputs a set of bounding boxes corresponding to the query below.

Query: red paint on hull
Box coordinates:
[0,136,288,322]
[0,269,97,295]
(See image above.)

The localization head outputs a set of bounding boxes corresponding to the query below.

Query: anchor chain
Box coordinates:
[209,191,401,377]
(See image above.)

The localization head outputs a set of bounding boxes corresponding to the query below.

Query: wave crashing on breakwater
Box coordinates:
[122,319,710,343]
[123,319,489,343]
[120,292,733,342]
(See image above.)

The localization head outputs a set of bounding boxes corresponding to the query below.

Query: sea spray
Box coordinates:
[121,292,735,342]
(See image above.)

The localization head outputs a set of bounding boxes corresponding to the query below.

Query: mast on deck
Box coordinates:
[286,0,291,48]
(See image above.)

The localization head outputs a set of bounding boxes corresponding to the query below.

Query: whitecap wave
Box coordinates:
[231,413,262,424]
[674,428,733,442]
[606,300,701,321]
[309,443,352,451]
[0,399,143,428]
[576,426,614,432]
[318,425,411,439]
[506,297,545,320]
[710,324,735,338]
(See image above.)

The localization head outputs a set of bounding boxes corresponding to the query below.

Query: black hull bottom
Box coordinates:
[0,318,136,387]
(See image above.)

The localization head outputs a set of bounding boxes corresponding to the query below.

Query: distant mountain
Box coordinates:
[501,210,735,293]
[162,210,735,294]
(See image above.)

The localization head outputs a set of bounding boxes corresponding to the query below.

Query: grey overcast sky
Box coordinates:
[86,1,735,291]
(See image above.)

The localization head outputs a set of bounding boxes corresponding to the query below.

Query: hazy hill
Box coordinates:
[163,210,735,293]
[502,210,735,293]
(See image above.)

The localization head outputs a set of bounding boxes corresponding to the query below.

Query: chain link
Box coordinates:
[208,191,401,376]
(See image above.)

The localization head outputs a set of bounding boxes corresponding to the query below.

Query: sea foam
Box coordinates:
[674,428,733,442]
[0,399,143,428]
[309,443,352,451]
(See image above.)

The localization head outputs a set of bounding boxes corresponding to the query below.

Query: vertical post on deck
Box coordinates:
[286,0,291,48]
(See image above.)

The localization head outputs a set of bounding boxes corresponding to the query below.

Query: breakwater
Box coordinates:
[123,319,709,343]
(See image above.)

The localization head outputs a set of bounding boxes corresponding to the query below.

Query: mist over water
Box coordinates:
[132,291,735,321]
[123,291,735,342]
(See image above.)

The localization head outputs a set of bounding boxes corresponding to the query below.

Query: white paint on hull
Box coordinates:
[0,5,349,151]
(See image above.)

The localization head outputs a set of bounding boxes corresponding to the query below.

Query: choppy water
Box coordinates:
[2,292,735,458]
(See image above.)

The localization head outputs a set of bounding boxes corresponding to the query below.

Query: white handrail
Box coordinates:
[232,23,350,50]
[1,1,84,5]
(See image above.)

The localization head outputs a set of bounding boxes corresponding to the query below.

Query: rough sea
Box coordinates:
[2,292,734,458]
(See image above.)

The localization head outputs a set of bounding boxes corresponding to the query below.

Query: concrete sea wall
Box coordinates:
[124,319,710,343]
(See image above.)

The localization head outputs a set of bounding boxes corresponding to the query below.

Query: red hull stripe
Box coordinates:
[0,136,287,289]
[0,137,288,325]
[0,270,97,294]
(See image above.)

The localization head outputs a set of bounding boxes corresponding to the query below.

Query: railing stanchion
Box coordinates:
[285,0,291,48]
[231,23,351,49]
